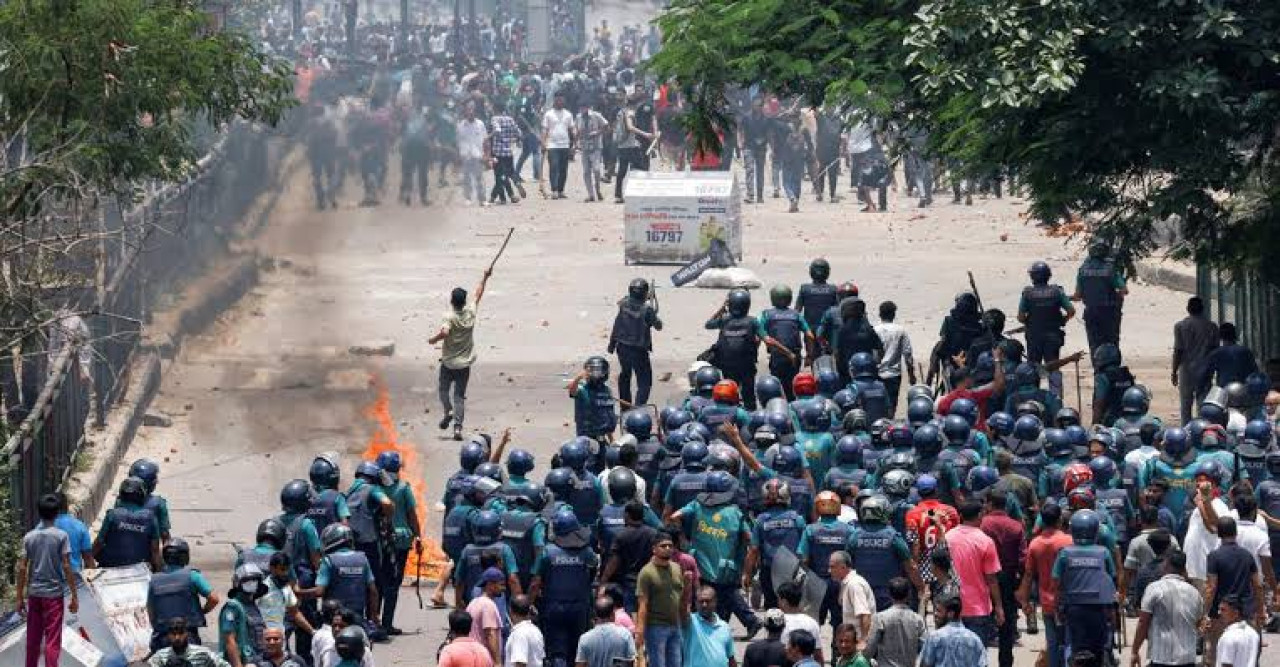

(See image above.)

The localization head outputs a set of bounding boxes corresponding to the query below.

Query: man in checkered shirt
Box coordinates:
[488,104,524,205]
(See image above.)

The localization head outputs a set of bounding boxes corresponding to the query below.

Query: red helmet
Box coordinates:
[792,372,817,398]
[712,379,741,405]
[838,282,860,299]
[1067,486,1096,510]
[1063,462,1094,495]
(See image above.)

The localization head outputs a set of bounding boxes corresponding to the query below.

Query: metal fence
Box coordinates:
[1196,264,1280,370]
[0,123,273,527]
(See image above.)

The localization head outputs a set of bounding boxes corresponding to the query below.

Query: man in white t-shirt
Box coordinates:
[778,580,824,664]
[540,92,575,199]
[1214,594,1259,667]
[456,101,489,205]
[505,595,544,667]
[1183,484,1229,588]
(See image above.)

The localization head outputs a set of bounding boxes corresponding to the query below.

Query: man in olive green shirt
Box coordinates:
[429,269,491,441]
[636,532,685,667]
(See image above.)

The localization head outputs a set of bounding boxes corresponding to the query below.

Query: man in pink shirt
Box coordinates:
[465,568,505,664]
[440,609,495,667]
[943,499,1002,646]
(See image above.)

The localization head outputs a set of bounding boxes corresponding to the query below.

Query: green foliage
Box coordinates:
[653,0,1280,283]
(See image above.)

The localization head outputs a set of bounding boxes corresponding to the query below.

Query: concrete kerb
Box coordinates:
[1134,260,1197,295]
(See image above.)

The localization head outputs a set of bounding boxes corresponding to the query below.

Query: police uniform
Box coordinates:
[846,522,912,610]
[533,542,599,666]
[798,518,855,626]
[1076,256,1125,352]
[759,307,810,399]
[707,313,761,410]
[148,565,213,649]
[97,501,161,568]
[499,506,547,592]
[678,499,759,631]
[219,597,266,665]
[318,548,376,626]
[1019,283,1070,396]
[344,478,391,605]
[380,475,418,631]
[1052,542,1117,656]
[572,380,618,442]
[797,282,839,334]
[609,296,661,406]
[308,487,350,535]
[751,507,806,609]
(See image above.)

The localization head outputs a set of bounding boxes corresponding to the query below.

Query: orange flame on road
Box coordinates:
[361,378,448,582]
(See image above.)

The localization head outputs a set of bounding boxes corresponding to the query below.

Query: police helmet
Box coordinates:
[1012,414,1043,442]
[765,411,794,437]
[1054,407,1081,429]
[233,562,268,596]
[752,424,781,449]
[355,461,382,482]
[701,470,737,504]
[832,389,858,416]
[551,508,582,538]
[948,398,980,426]
[681,440,710,469]
[1044,428,1073,459]
[849,353,876,379]
[882,469,916,497]
[755,376,785,405]
[1087,456,1118,488]
[559,439,589,472]
[628,278,650,301]
[941,415,970,446]
[705,447,739,475]
[912,423,943,457]
[694,366,723,394]
[1225,381,1248,409]
[763,478,791,507]
[585,356,610,384]
[469,477,502,505]
[712,379,741,405]
[887,424,913,450]
[746,410,769,439]
[321,523,354,554]
[545,468,576,500]
[906,384,935,403]
[1067,486,1096,511]
[1246,372,1270,400]
[883,451,917,474]
[1064,425,1090,457]
[1028,261,1051,284]
[773,445,804,474]
[507,449,535,477]
[474,462,503,483]
[664,408,695,433]
[769,284,793,309]
[726,289,751,317]
[1160,427,1192,460]
[309,455,341,488]
[973,352,996,384]
[623,410,653,439]
[1120,387,1150,416]
[606,467,638,502]
[798,403,831,432]
[375,451,402,474]
[256,518,288,549]
[860,496,890,524]
[335,626,366,661]
[1014,363,1040,389]
[1062,462,1094,495]
[682,421,713,443]
[792,372,818,398]
[118,476,147,505]
[815,491,841,517]
[843,409,869,433]
[162,537,191,567]
[835,435,863,466]
[870,418,893,445]
[1015,400,1047,421]
[815,370,841,399]
[472,510,502,545]
[916,474,939,496]
[460,442,486,473]
[1195,459,1228,488]
[907,397,935,427]
[1089,429,1119,460]
[967,466,999,493]
[280,479,312,513]
[1069,509,1101,543]
[128,458,160,493]
[987,412,1015,438]
[1092,343,1122,370]
[809,258,831,281]
[1243,419,1274,447]
[1199,402,1228,427]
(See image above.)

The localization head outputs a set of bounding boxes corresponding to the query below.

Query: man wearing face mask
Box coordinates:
[150,619,230,667]
[221,564,271,667]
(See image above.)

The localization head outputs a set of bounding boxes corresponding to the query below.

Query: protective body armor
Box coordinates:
[1078,258,1120,308]
[1021,285,1066,335]
[848,524,901,609]
[308,489,342,534]
[805,520,854,579]
[853,379,889,423]
[540,543,595,603]
[1057,544,1116,606]
[98,505,157,567]
[149,567,205,628]
[799,283,838,330]
[634,437,664,490]
[442,504,477,560]
[500,509,541,585]
[324,550,371,616]
[1100,367,1136,426]
[345,482,378,544]
[575,384,618,438]
[762,308,804,355]
[1095,488,1132,544]
[755,508,804,565]
[716,316,759,371]
[610,299,653,350]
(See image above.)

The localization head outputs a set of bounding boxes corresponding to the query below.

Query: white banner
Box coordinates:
[623,171,743,265]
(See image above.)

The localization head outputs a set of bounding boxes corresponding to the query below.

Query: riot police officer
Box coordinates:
[598,467,662,557]
[560,438,606,540]
[825,435,869,492]
[706,288,762,409]
[1112,387,1162,455]
[939,415,982,492]
[455,510,520,605]
[148,538,219,650]
[1018,261,1075,399]
[344,462,394,609]
[1137,428,1199,537]
[849,352,890,423]
[698,379,752,435]
[1071,241,1127,352]
[127,458,172,542]
[502,449,542,507]
[797,258,839,332]
[761,284,814,400]
[609,278,663,406]
[847,496,919,610]
[308,453,350,534]
[221,563,269,667]
[375,451,420,635]
[1054,510,1117,660]
[684,365,722,415]
[569,356,619,443]
[443,442,487,513]
[236,519,287,575]
[744,479,806,610]
[499,493,546,595]
[623,410,664,491]
[1089,457,1134,551]
[1237,420,1275,483]
[799,491,855,632]
[1091,343,1135,427]
[662,440,711,520]
[93,477,161,570]
[531,509,599,667]
[314,524,381,639]
[276,479,321,659]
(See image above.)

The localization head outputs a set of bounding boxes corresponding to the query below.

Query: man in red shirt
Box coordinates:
[944,500,1003,646]
[904,475,960,588]
[936,347,1005,424]
[980,490,1027,667]
[1016,502,1073,667]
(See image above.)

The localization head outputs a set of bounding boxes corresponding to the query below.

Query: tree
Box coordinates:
[652,0,1280,282]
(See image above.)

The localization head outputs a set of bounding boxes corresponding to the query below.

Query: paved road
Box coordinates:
[106,4,1275,663]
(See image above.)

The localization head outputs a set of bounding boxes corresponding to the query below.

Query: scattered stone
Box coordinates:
[659,372,673,382]
[349,340,396,357]
[184,404,194,411]
[540,320,549,327]
[143,412,173,428]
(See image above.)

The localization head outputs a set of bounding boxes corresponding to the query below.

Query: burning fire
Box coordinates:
[361,376,449,582]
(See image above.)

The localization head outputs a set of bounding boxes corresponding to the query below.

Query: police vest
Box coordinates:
[442,472,470,513]
[611,299,652,350]
[763,308,803,354]
[745,469,772,515]
[939,447,980,490]
[1008,442,1046,484]
[226,598,266,660]
[698,405,739,432]
[824,466,867,493]
[541,544,594,603]
[598,504,628,556]
[1101,367,1136,424]
[1057,545,1116,606]
[1096,489,1131,543]
[499,510,540,576]
[278,513,315,583]
[324,550,371,617]
[634,438,664,489]
[345,483,378,545]
[459,544,506,598]
[1021,285,1066,334]
[239,547,273,576]
[848,525,901,608]
[781,474,815,518]
[1114,416,1148,456]
[567,473,603,528]
[685,395,715,415]
[576,385,618,438]
[856,380,890,424]
[308,489,342,534]
[1237,444,1269,484]
[1078,259,1119,308]
[800,283,839,329]
[862,447,892,479]
[666,471,709,514]
[1041,462,1068,502]
[99,505,157,567]
[716,316,759,370]
[442,505,476,560]
[1257,481,1280,539]
[149,567,204,628]
[756,509,804,565]
[806,521,854,579]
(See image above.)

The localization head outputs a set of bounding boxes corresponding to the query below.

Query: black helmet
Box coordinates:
[321,523,354,554]
[585,356,610,384]
[694,365,723,394]
[256,518,288,549]
[769,284,793,309]
[128,458,161,493]
[1092,343,1122,370]
[809,258,830,281]
[606,467,638,502]
[726,288,751,317]
[309,454,341,488]
[118,476,147,505]
[335,626,366,661]
[282,479,314,514]
[1120,386,1150,416]
[162,537,191,566]
[628,278,650,301]
[1028,261,1051,285]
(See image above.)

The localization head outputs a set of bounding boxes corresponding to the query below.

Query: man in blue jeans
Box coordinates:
[635,533,685,667]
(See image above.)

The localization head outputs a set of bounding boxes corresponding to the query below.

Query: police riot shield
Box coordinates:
[768,546,826,618]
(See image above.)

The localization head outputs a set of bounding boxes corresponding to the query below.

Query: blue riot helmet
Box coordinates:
[544,468,576,500]
[280,479,312,514]
[1161,427,1192,460]
[1069,509,1101,543]
[849,353,877,380]
[1087,456,1118,488]
[1199,402,1228,427]
[607,467,639,503]
[987,412,1015,438]
[752,424,780,449]
[967,466,1000,494]
[832,389,858,416]
[1012,415,1043,442]
[659,405,680,431]
[559,439,589,472]
[681,440,710,470]
[973,352,996,384]
[683,421,713,444]
[1195,459,1228,490]
[912,423,943,457]
[799,402,831,432]
[375,451,402,474]
[507,449,535,477]
[756,375,785,405]
[766,411,795,437]
[1013,363,1040,389]
[472,510,502,545]
[747,410,769,438]
[836,436,863,466]
[1054,407,1081,429]
[816,368,842,397]
[623,410,654,438]
[1090,428,1120,461]
[460,442,486,473]
[700,471,738,506]
[1044,428,1073,459]
[355,461,382,482]
[1015,400,1047,421]
[907,398,935,428]
[664,408,695,433]
[870,418,893,445]
[551,508,582,538]
[1092,343,1122,371]
[916,474,939,497]
[906,384,935,403]
[584,356,610,385]
[1028,261,1051,285]
[474,462,503,486]
[888,424,913,450]
[1064,425,1090,458]
[1120,387,1150,416]
[1185,419,1209,448]
[309,455,341,489]
[1243,419,1275,447]
[128,459,160,493]
[726,288,752,317]
[947,398,980,427]
[941,415,971,446]
[694,366,723,395]
[773,445,804,475]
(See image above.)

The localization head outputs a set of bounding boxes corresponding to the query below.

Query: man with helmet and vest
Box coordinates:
[797,258,839,334]
[148,537,220,650]
[126,458,172,543]
[1018,260,1075,400]
[221,563,272,667]
[311,524,381,641]
[760,284,815,401]
[846,352,889,423]
[501,448,542,508]
[1003,361,1065,422]
[93,476,162,570]
[621,409,664,491]
[345,462,394,620]
[939,415,983,496]
[598,467,662,560]
[1072,241,1127,353]
[499,488,546,599]
[236,519,289,580]
[848,495,920,611]
[454,509,521,606]
[799,491,856,632]
[442,442,487,514]
[277,479,323,659]
[1091,342,1136,427]
[795,400,836,487]
[744,478,807,610]
[433,476,492,609]
[531,508,600,667]
[1112,386,1161,454]
[1236,419,1274,483]
[373,451,420,636]
[569,356,619,442]
[558,438,606,540]
[1052,509,1118,661]
[609,278,663,408]
[661,439,711,521]
[1038,428,1077,508]
[815,282,862,372]
[599,496,663,613]
[825,435,869,493]
[1090,457,1135,551]
[667,469,762,637]
[698,379,752,436]
[1138,427,1200,539]
[308,453,351,535]
[706,288,762,410]
[683,364,722,415]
